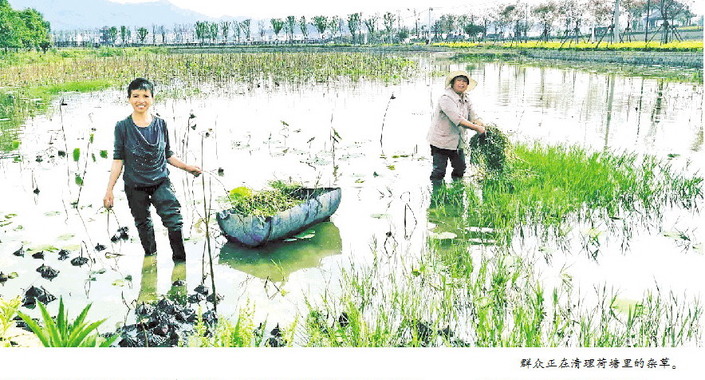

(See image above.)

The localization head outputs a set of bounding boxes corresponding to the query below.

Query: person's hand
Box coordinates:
[103,191,114,209]
[476,124,486,135]
[186,165,202,177]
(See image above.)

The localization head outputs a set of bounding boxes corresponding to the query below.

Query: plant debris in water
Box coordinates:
[115,298,213,347]
[70,256,89,266]
[110,227,129,242]
[227,180,306,218]
[22,286,56,308]
[36,264,59,280]
[57,249,70,260]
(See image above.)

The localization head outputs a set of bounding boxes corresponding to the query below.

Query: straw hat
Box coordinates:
[445,70,477,91]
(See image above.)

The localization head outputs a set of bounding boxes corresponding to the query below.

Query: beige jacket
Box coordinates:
[427,88,480,150]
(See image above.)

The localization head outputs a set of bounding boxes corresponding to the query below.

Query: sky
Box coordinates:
[108,0,504,19]
[108,0,704,21]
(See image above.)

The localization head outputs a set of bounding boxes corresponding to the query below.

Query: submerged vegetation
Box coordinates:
[0,48,417,93]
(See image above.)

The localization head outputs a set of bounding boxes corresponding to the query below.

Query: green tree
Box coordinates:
[312,15,328,39]
[329,16,342,39]
[18,8,50,49]
[347,12,361,44]
[298,16,308,40]
[364,15,379,43]
[270,18,284,41]
[220,21,230,43]
[120,25,131,45]
[136,27,148,44]
[209,22,218,43]
[0,0,22,50]
[233,20,241,43]
[241,19,251,41]
[383,12,395,43]
[285,15,296,41]
[0,1,51,51]
[463,22,485,41]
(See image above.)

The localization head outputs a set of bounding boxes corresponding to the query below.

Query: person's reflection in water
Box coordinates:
[167,261,187,303]
[137,255,158,303]
[137,254,187,304]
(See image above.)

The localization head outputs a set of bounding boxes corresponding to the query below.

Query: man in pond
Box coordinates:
[103,78,202,261]
[427,70,486,183]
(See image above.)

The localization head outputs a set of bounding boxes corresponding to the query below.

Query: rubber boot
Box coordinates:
[137,226,157,256]
[168,230,186,262]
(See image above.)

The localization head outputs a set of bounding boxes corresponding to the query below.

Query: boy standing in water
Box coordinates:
[103,78,201,261]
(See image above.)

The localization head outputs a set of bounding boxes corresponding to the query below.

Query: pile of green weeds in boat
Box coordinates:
[226,180,306,218]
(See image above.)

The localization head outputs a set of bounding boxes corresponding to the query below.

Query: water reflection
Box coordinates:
[137,255,187,304]
[218,222,342,283]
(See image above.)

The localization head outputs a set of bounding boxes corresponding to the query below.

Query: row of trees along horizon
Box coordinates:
[1,0,701,52]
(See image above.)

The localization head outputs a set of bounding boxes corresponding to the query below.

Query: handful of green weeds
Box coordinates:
[468,123,513,175]
[227,180,305,218]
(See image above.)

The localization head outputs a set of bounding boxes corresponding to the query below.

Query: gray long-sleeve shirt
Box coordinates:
[427,88,481,150]
[113,115,174,187]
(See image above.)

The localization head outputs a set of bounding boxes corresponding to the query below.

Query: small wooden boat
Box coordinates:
[216,187,342,247]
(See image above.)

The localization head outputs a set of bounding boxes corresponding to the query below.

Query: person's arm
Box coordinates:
[458,119,486,134]
[104,159,124,209]
[167,156,202,176]
[440,96,486,134]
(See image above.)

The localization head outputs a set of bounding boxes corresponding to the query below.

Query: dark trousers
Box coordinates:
[125,179,182,255]
[430,145,466,181]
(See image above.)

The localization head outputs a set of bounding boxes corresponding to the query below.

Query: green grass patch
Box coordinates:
[24,80,115,99]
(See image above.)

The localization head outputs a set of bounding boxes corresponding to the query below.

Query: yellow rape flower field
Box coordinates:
[435,40,703,51]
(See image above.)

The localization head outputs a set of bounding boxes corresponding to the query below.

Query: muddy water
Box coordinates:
[0,58,702,333]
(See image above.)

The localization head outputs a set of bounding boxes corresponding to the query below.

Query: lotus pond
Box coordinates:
[0,49,702,347]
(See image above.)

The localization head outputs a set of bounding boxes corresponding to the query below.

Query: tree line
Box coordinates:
[0,0,51,51]
[2,0,699,51]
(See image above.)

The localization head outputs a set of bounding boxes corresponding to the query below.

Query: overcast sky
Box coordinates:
[109,0,506,19]
[109,0,703,20]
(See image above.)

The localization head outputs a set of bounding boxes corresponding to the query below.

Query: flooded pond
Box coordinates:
[1,53,702,345]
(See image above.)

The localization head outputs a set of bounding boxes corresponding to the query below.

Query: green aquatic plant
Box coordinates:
[0,297,22,347]
[468,123,513,175]
[187,304,266,347]
[463,142,703,251]
[226,181,306,218]
[16,297,119,347]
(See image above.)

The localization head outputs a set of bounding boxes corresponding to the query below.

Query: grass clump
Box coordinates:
[468,123,513,175]
[460,126,703,250]
[227,180,305,218]
[16,297,119,347]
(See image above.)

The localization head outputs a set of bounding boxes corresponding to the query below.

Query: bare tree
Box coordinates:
[258,20,266,41]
